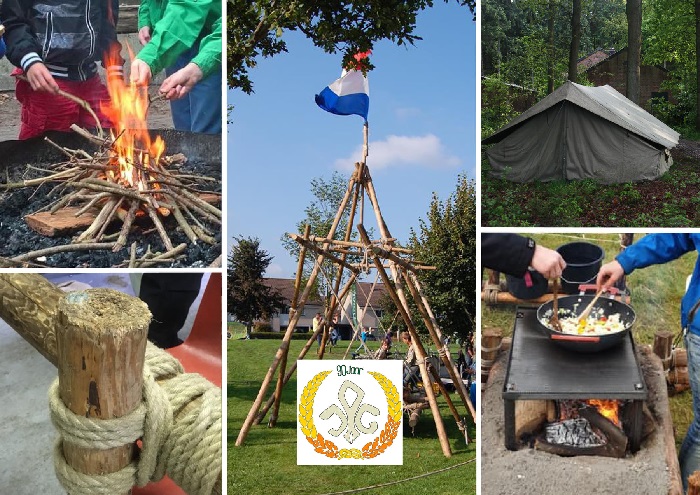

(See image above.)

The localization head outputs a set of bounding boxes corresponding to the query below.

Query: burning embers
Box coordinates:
[534,399,631,458]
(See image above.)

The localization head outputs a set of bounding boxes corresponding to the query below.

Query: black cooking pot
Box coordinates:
[506,269,548,299]
[557,242,605,294]
[536,289,636,352]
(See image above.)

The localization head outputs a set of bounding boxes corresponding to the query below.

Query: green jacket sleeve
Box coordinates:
[137,1,151,30]
[191,16,221,78]
[136,0,214,76]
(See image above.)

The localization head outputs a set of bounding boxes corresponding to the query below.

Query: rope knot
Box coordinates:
[50,342,221,495]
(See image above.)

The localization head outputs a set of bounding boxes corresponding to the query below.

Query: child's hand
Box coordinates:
[159,63,203,100]
[130,59,152,86]
[138,26,152,46]
[26,63,59,93]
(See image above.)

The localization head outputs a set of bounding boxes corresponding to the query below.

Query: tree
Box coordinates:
[626,0,642,103]
[280,172,362,307]
[228,237,285,339]
[568,0,581,83]
[228,0,476,94]
[407,174,477,341]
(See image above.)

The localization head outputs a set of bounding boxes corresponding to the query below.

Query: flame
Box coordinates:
[587,399,620,427]
[101,45,165,191]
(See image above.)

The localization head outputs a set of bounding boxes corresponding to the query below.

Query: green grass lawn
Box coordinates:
[481,233,696,448]
[228,339,476,495]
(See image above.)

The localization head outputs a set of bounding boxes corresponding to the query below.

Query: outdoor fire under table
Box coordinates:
[502,306,648,452]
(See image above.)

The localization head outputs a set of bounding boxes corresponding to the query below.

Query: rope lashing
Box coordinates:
[50,342,221,495]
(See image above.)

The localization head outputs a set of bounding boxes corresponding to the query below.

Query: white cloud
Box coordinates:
[265,263,284,277]
[395,107,422,119]
[333,134,461,171]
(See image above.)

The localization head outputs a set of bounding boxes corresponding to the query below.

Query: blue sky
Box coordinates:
[228,2,476,277]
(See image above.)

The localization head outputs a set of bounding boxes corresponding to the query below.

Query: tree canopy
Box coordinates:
[408,174,477,341]
[280,171,362,305]
[228,0,476,94]
[228,237,285,338]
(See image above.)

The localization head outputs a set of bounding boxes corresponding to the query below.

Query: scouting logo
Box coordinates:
[297,360,403,465]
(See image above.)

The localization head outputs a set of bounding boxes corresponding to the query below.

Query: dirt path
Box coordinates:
[0,89,174,142]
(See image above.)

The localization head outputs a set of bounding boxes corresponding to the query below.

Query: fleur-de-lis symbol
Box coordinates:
[319,380,380,444]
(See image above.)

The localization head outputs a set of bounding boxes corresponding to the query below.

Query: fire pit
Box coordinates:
[0,129,221,268]
[503,307,646,454]
[481,307,680,494]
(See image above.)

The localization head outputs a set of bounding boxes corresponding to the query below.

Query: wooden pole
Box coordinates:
[55,289,150,491]
[0,273,64,365]
[402,269,476,421]
[235,173,358,446]
[358,224,452,457]
[269,225,311,427]
[254,273,359,425]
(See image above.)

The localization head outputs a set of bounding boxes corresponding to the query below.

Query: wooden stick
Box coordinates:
[170,204,198,244]
[113,202,139,252]
[69,123,108,145]
[56,289,150,492]
[76,197,120,243]
[268,225,312,427]
[11,242,117,262]
[146,204,174,251]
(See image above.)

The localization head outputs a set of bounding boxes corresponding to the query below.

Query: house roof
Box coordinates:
[263,278,323,305]
[482,81,679,149]
[263,278,386,308]
[577,50,612,71]
[355,281,387,308]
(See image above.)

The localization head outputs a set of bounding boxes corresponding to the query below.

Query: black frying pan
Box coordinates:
[536,287,636,352]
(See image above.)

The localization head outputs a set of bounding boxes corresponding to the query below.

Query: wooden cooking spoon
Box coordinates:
[577,286,605,324]
[549,278,563,332]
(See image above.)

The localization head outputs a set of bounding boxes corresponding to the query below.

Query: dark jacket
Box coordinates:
[481,233,536,277]
[1,0,122,81]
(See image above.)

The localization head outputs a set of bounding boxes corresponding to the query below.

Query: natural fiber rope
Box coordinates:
[315,458,476,495]
[50,342,221,495]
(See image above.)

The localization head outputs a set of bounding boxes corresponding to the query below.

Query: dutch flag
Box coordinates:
[315,69,369,122]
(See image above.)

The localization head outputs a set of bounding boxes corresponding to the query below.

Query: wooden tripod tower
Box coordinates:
[235,126,476,456]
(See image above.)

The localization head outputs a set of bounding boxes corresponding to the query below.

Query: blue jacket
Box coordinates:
[616,234,700,333]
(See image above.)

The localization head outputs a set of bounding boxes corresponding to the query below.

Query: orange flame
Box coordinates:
[586,399,620,427]
[101,45,165,191]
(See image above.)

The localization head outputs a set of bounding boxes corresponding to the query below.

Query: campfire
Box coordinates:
[1,51,221,268]
[536,399,629,458]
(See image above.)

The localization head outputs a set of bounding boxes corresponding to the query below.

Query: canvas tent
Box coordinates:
[483,81,680,184]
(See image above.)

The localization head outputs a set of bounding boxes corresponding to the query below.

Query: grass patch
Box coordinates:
[481,233,697,449]
[481,146,700,227]
[228,340,476,495]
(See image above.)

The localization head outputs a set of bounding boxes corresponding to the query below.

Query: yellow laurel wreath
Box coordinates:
[298,370,401,460]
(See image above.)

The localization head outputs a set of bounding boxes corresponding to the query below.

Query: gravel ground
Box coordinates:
[481,345,673,495]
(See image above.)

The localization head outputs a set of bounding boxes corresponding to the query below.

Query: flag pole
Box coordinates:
[362,121,369,164]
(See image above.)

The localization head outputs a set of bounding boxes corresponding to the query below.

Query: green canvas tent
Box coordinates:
[483,81,679,184]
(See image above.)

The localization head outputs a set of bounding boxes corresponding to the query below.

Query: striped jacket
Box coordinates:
[1,0,122,81]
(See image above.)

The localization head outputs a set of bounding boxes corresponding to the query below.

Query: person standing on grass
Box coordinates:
[130,0,221,134]
[401,331,419,388]
[1,1,123,140]
[314,312,324,347]
[596,233,700,492]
